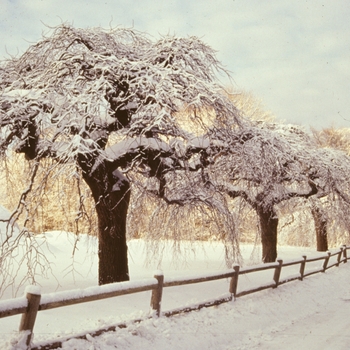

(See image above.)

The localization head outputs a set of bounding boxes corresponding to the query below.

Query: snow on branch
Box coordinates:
[0,24,241,163]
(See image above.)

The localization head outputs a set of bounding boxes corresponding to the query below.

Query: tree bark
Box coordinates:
[257,206,278,263]
[311,204,328,252]
[79,157,131,285]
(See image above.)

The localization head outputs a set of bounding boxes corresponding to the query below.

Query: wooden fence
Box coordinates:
[0,245,349,349]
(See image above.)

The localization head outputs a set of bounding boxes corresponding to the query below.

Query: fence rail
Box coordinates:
[1,245,349,349]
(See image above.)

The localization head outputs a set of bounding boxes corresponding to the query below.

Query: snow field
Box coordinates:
[0,231,349,349]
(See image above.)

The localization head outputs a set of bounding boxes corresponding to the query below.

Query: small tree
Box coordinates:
[307,146,350,251]
[0,25,241,286]
[207,122,319,262]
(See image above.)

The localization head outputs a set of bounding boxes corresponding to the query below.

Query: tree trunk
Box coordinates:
[257,206,278,263]
[79,157,131,285]
[311,204,328,252]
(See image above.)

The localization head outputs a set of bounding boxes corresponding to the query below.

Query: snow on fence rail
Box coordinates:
[1,245,349,349]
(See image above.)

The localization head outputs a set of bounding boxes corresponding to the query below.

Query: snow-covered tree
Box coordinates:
[0,25,241,285]
[205,122,320,262]
[307,146,350,251]
[211,121,350,260]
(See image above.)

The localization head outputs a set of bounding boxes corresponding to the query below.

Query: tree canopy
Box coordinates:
[0,25,240,161]
[0,25,242,286]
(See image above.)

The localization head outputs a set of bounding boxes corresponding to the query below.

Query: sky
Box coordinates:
[1,0,350,130]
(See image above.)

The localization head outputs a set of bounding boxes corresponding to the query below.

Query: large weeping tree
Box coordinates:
[0,25,241,285]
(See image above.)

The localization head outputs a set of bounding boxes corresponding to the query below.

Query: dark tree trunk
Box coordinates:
[257,206,278,263]
[78,156,131,285]
[311,205,328,252]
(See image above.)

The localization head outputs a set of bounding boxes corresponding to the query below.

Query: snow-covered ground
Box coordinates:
[1,230,350,349]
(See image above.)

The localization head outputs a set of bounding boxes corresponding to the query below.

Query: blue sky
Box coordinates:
[1,0,350,129]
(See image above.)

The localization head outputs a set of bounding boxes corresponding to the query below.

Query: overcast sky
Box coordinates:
[1,0,349,130]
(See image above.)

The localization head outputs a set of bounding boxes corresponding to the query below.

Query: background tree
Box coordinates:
[206,122,319,262]
[226,90,275,123]
[291,126,350,252]
[307,146,350,251]
[0,25,241,286]
[311,126,350,154]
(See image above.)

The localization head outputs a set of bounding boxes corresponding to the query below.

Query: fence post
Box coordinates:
[273,259,283,288]
[229,264,240,300]
[322,252,331,272]
[337,247,343,266]
[343,245,348,264]
[299,255,307,281]
[151,272,164,317]
[19,286,41,349]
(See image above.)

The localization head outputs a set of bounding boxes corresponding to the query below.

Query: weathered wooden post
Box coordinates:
[343,245,348,264]
[151,271,164,317]
[19,286,41,349]
[299,255,307,281]
[273,259,283,288]
[322,251,331,272]
[229,264,240,300]
[337,247,343,266]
